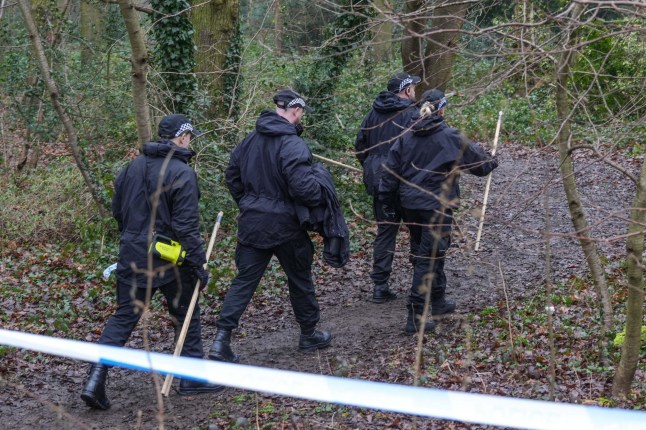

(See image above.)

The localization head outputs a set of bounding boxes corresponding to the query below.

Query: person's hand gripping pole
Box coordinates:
[161,211,223,396]
[474,111,502,252]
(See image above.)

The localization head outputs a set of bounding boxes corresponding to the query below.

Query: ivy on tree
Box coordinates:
[151,0,196,114]
[294,0,371,148]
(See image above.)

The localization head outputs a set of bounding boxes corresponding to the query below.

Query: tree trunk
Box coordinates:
[369,0,393,62]
[422,0,469,91]
[402,0,469,93]
[17,0,109,218]
[612,159,646,397]
[402,0,424,78]
[554,3,613,362]
[274,0,283,54]
[80,0,105,64]
[118,0,151,144]
[191,0,240,119]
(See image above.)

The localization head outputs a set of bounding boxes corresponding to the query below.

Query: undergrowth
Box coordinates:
[0,163,98,246]
[199,271,644,429]
[0,234,643,429]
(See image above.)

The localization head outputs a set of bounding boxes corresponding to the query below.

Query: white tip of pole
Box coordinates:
[498,111,503,117]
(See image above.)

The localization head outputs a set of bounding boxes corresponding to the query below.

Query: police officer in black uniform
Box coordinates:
[355,72,420,303]
[81,114,222,410]
[380,90,499,335]
[208,89,332,363]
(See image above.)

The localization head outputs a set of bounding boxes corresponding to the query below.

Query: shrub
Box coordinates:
[0,162,96,245]
[451,85,557,147]
[613,326,646,348]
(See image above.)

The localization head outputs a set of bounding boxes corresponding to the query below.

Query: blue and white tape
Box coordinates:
[1,328,644,430]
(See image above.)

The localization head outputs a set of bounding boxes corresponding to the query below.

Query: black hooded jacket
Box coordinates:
[355,91,418,196]
[379,113,498,211]
[112,141,206,288]
[294,163,350,268]
[226,110,322,248]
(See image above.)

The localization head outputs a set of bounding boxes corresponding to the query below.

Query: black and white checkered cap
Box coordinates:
[158,114,202,139]
[387,72,422,93]
[273,88,312,113]
[421,89,449,111]
[175,122,195,136]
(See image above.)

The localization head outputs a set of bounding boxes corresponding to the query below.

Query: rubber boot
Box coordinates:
[208,329,239,363]
[372,284,397,304]
[80,364,111,410]
[404,304,435,336]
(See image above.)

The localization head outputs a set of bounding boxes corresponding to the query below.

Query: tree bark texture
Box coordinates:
[17,0,109,218]
[118,0,151,144]
[612,159,646,397]
[401,0,424,81]
[369,0,393,62]
[554,3,613,361]
[402,0,469,92]
[191,0,240,119]
[274,0,283,54]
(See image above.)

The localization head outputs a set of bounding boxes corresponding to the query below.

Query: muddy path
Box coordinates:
[0,143,639,429]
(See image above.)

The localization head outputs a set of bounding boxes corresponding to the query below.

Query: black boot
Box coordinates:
[299,330,333,351]
[80,364,111,410]
[208,329,239,363]
[178,378,225,395]
[372,284,397,303]
[404,304,435,336]
[432,298,456,316]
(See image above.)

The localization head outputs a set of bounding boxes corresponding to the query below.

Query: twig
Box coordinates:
[543,181,557,400]
[498,261,515,361]
[568,144,638,184]
[313,153,362,173]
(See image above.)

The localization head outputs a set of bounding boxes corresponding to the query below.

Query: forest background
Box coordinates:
[0,0,645,429]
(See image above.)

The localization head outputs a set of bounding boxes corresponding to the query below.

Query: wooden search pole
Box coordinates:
[474,111,503,252]
[161,211,223,396]
[313,153,362,173]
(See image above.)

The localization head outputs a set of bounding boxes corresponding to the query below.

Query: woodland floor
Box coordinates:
[1,142,645,429]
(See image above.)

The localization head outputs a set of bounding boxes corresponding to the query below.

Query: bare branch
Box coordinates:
[17,0,108,217]
[568,145,638,184]
[102,0,152,14]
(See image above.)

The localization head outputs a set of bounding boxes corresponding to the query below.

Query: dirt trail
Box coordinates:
[0,143,638,429]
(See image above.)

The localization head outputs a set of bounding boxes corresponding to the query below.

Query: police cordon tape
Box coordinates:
[1,328,644,430]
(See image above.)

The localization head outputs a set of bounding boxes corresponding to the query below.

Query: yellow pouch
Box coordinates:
[149,234,186,265]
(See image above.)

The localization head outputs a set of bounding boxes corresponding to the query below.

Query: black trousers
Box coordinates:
[98,269,203,358]
[403,208,453,306]
[216,231,320,333]
[370,196,416,286]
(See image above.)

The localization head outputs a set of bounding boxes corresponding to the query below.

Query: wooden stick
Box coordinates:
[161,211,223,396]
[474,111,503,252]
[313,153,362,173]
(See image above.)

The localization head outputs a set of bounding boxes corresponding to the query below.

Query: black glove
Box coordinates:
[381,202,397,221]
[193,266,210,291]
